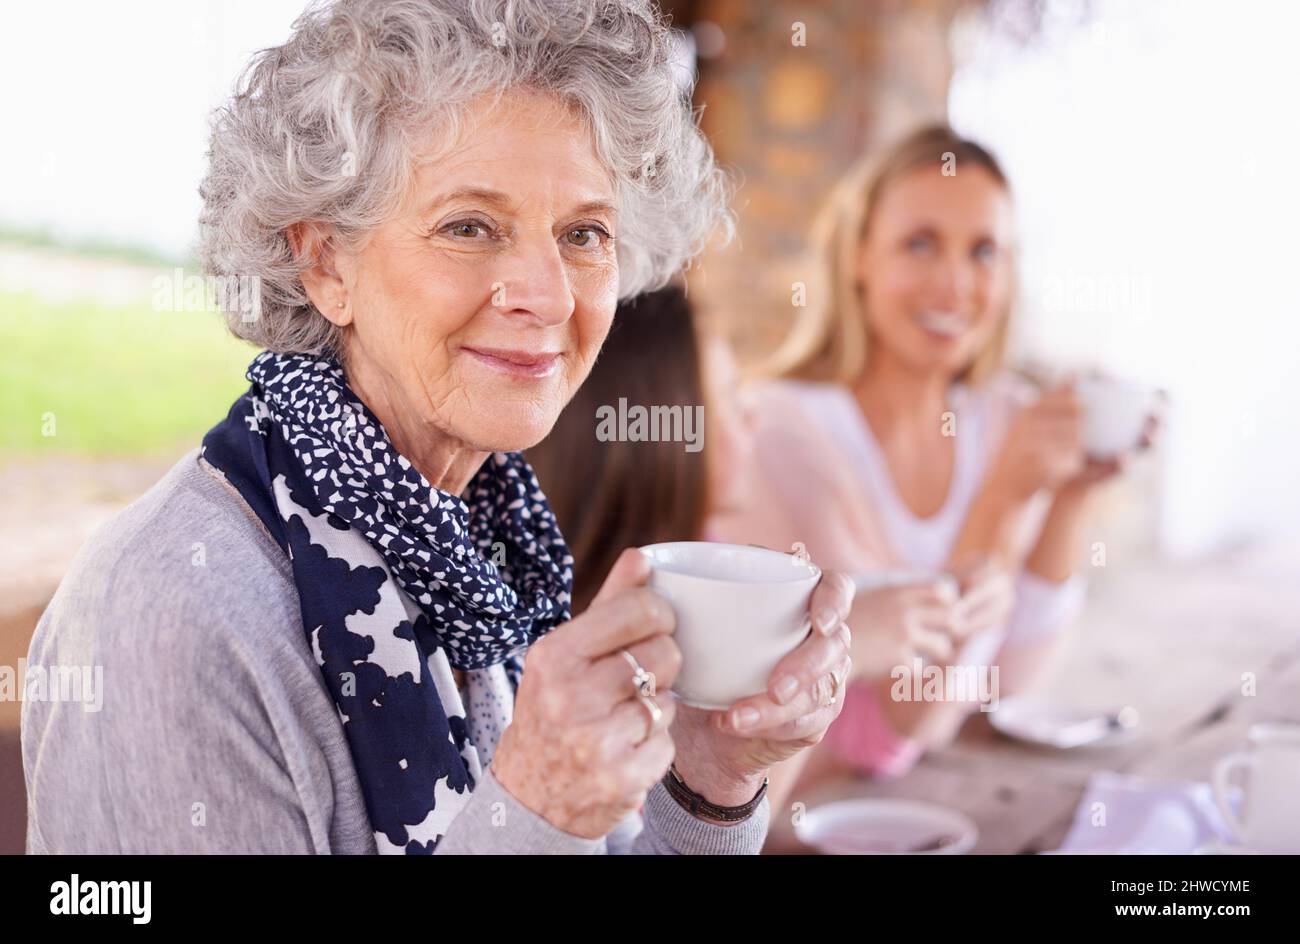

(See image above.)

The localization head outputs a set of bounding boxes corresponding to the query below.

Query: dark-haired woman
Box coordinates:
[529,284,756,612]
[529,285,845,815]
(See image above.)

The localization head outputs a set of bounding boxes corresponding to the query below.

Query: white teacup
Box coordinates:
[641,541,821,709]
[1212,722,1300,853]
[1076,375,1156,459]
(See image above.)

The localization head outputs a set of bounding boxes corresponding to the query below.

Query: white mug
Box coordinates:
[1212,722,1300,853]
[641,541,821,709]
[1076,375,1156,459]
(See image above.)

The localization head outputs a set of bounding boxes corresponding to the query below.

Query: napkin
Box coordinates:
[1053,771,1237,854]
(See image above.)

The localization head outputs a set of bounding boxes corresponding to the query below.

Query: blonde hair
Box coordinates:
[763,125,1015,386]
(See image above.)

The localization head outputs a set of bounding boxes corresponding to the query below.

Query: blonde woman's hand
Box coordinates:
[847,580,961,676]
[948,555,1015,641]
[1058,387,1167,497]
[492,550,680,839]
[987,382,1087,500]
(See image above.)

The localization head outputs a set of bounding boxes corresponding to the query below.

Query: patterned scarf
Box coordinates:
[200,350,573,853]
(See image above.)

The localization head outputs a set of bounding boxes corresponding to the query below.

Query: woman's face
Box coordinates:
[329,89,619,454]
[857,164,1015,378]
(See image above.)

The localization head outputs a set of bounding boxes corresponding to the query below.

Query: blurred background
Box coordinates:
[2,0,1297,854]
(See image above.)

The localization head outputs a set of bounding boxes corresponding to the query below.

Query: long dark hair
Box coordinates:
[528,284,710,613]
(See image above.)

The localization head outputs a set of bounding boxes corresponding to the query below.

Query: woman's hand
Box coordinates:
[1056,388,1166,498]
[985,382,1087,501]
[847,559,1013,679]
[949,555,1015,641]
[492,550,680,839]
[668,571,855,812]
[847,580,960,676]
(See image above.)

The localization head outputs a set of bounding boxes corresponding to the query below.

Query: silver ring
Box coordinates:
[826,668,841,707]
[635,694,662,744]
[620,648,656,698]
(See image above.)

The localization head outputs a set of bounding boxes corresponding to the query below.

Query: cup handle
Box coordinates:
[1212,751,1251,840]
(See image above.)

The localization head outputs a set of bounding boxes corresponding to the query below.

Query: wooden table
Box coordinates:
[764,542,1300,854]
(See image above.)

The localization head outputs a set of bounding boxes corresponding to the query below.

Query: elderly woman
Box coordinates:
[21,0,852,855]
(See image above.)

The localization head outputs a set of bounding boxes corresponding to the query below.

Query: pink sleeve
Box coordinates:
[823,681,923,779]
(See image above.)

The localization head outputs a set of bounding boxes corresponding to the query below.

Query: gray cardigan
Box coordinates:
[21,447,769,854]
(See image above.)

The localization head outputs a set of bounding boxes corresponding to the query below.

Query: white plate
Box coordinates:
[987,695,1139,750]
[795,798,978,855]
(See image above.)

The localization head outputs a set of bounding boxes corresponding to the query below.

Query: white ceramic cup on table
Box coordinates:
[1212,722,1300,853]
[640,541,821,710]
[1075,374,1157,459]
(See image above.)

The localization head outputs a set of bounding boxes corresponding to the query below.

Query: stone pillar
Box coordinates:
[685,0,961,360]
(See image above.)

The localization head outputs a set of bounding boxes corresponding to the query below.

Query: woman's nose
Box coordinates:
[492,237,576,326]
[936,252,978,307]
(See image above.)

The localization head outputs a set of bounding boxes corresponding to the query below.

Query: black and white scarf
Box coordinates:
[200,351,573,853]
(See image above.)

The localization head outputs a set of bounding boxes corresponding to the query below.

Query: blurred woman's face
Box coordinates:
[702,333,756,513]
[856,164,1015,379]
[331,89,619,454]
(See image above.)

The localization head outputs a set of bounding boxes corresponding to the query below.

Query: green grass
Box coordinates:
[0,290,256,458]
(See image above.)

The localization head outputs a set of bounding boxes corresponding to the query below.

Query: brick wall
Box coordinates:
[684,0,964,361]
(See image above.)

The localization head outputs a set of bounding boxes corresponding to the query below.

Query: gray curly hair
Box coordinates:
[199,0,732,354]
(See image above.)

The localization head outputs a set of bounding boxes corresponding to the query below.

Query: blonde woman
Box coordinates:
[711,125,1155,799]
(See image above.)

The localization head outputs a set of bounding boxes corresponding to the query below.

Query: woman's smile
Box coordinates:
[30,0,796,860]
[914,310,973,343]
[460,345,563,379]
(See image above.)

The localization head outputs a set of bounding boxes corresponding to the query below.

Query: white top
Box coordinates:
[778,377,1087,657]
[794,381,988,573]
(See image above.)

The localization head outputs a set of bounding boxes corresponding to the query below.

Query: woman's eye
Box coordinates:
[905,234,936,253]
[972,241,998,262]
[565,226,610,249]
[442,220,490,239]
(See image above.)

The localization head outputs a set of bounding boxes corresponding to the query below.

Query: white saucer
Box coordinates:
[988,695,1139,750]
[795,798,978,855]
